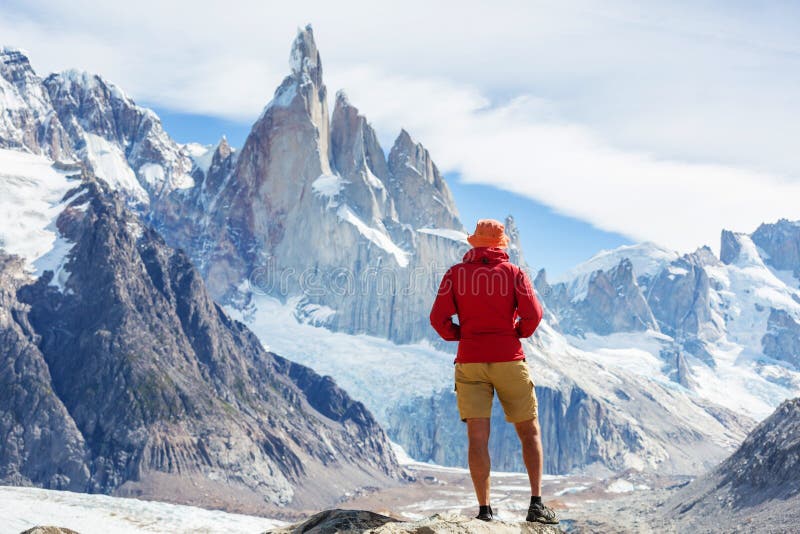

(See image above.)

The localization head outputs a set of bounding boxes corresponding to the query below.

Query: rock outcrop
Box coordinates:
[0,253,90,491]
[267,509,561,533]
[20,527,80,534]
[762,308,800,369]
[751,218,800,279]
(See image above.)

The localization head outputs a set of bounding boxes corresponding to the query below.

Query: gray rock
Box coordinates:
[720,229,744,265]
[19,527,80,534]
[330,90,395,226]
[144,25,469,347]
[762,308,800,368]
[546,258,657,336]
[751,218,800,280]
[386,128,462,231]
[267,509,561,533]
[645,252,717,340]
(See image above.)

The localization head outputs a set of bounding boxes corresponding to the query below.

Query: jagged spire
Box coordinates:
[289,24,323,86]
[335,89,350,107]
[213,135,231,161]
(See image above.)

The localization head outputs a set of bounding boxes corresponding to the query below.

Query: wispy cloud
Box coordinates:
[2,0,799,253]
[331,66,800,254]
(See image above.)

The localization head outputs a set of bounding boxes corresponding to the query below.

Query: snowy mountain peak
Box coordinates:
[0,47,34,75]
[554,241,680,286]
[290,24,322,85]
[47,69,134,108]
[1,45,73,160]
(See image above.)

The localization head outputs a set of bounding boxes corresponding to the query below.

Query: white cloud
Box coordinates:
[329,67,800,255]
[2,0,800,254]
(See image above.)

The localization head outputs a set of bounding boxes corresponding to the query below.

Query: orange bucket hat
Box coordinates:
[467,219,509,248]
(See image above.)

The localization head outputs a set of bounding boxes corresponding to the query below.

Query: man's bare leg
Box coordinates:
[466,417,491,505]
[514,417,543,496]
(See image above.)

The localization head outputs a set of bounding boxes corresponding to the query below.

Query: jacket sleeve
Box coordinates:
[514,268,543,338]
[430,268,461,341]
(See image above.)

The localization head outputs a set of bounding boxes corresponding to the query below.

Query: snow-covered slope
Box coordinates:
[0,149,81,287]
[0,486,285,534]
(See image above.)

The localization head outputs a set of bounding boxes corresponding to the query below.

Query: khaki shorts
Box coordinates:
[454,360,538,423]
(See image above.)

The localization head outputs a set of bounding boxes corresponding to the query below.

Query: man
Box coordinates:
[429,219,558,525]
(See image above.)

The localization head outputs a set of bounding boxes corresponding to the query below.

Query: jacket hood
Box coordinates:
[462,247,510,264]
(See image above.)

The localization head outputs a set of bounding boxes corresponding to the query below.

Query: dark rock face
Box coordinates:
[0,176,403,511]
[720,229,743,265]
[762,308,800,368]
[270,509,399,533]
[716,398,800,498]
[752,219,800,279]
[645,252,718,339]
[0,254,90,491]
[267,509,562,533]
[544,259,657,336]
[669,398,800,530]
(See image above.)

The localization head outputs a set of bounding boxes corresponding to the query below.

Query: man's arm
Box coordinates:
[514,267,543,338]
[430,268,460,341]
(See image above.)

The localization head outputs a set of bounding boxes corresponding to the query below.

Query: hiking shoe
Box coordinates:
[526,502,559,524]
[476,505,494,521]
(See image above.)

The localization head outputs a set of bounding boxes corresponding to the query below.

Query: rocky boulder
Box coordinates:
[267,509,561,533]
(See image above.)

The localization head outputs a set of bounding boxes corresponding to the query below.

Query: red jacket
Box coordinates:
[429,247,543,363]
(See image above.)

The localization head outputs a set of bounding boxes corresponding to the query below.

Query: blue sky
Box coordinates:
[4,1,799,271]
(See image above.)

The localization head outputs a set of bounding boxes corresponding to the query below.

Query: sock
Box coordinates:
[530,496,543,506]
[479,505,492,516]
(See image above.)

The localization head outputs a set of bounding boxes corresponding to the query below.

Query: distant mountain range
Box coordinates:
[1,24,799,512]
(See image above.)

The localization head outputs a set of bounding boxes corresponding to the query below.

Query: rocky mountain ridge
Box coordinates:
[664,397,800,531]
[0,159,404,513]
